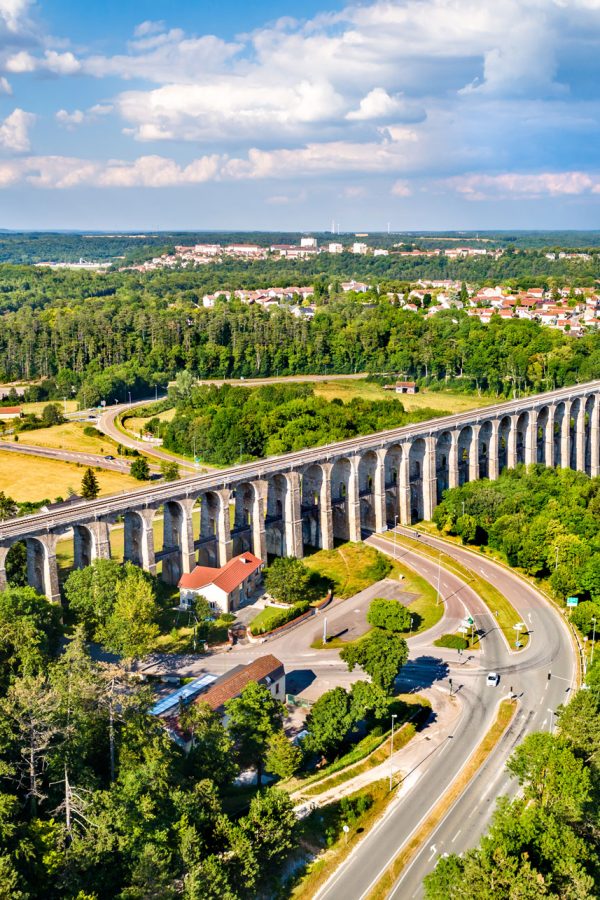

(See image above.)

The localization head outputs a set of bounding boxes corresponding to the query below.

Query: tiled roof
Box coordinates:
[0,406,21,414]
[178,551,263,594]
[196,654,285,712]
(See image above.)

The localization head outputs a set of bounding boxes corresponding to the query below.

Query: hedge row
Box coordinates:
[249,600,310,636]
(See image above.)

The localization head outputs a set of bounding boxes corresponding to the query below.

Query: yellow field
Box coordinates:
[125,407,176,433]
[5,422,120,455]
[312,379,486,414]
[0,452,141,503]
[21,400,78,415]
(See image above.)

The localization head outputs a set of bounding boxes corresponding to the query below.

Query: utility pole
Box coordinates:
[389,713,397,790]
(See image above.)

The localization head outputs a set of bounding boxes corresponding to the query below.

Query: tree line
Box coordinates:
[156,381,439,465]
[2,264,600,408]
[433,465,600,619]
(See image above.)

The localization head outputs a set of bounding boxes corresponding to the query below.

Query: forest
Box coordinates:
[154,381,440,464]
[433,465,600,613]
[2,263,600,411]
[3,230,600,264]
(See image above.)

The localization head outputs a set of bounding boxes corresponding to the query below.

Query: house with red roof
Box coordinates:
[178,551,264,615]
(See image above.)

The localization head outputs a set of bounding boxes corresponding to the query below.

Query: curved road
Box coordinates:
[313,529,577,900]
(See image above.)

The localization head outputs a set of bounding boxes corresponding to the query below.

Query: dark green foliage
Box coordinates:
[41,403,64,426]
[367,598,412,632]
[264,557,312,605]
[161,382,431,465]
[265,730,303,779]
[130,457,151,480]
[0,491,18,520]
[159,460,180,481]
[80,466,100,500]
[224,681,284,786]
[0,586,62,693]
[434,465,600,606]
[304,687,354,759]
[340,629,409,695]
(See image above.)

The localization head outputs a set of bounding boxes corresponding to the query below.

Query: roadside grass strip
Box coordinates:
[389,532,529,650]
[286,697,429,797]
[288,779,396,900]
[364,699,517,900]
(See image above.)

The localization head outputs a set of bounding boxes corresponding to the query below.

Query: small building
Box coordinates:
[178,551,263,615]
[327,242,344,254]
[352,242,368,255]
[0,406,21,420]
[395,381,418,394]
[300,237,317,248]
[197,654,286,717]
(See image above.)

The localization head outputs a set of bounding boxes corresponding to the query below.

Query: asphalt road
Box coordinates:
[313,530,577,900]
[0,440,133,473]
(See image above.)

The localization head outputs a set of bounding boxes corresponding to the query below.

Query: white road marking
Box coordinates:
[451,829,462,843]
[428,844,437,858]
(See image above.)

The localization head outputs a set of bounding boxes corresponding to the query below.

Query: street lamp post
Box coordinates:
[592,617,597,664]
[394,514,398,560]
[389,713,398,790]
[547,708,554,734]
[436,550,442,606]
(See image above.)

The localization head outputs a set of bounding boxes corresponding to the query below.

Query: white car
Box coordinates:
[486,672,500,687]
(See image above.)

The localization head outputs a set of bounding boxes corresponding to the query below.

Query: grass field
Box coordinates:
[312,379,487,414]
[21,400,79,415]
[0,452,141,503]
[304,541,443,639]
[5,422,120,455]
[391,532,529,649]
[125,407,176,432]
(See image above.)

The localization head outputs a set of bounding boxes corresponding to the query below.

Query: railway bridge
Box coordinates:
[1,381,599,602]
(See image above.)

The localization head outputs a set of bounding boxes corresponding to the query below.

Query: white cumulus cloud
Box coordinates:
[0,107,34,152]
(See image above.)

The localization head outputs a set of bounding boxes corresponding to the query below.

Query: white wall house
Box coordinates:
[178,551,263,615]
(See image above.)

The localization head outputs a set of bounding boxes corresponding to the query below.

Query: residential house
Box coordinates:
[178,551,264,615]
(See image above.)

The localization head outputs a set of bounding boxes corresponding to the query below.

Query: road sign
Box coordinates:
[458,625,469,634]
[567,597,579,608]
[466,616,474,625]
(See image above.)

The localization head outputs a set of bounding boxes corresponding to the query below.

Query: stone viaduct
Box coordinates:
[1,381,599,603]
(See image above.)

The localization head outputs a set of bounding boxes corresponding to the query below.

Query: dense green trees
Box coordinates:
[0,626,301,898]
[434,465,600,605]
[341,630,409,695]
[225,682,284,786]
[304,681,393,759]
[2,260,600,400]
[367,598,412,633]
[264,556,312,605]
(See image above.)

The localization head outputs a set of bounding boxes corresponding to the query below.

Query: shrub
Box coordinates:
[83,425,100,437]
[434,634,468,650]
[250,601,310,635]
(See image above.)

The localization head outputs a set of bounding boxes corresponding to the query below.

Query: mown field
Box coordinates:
[3,422,120,455]
[312,379,487,414]
[0,452,140,503]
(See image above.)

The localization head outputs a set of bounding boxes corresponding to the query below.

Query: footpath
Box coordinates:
[293,684,462,809]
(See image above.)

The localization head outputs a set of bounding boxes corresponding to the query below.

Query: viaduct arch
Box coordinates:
[1,381,599,601]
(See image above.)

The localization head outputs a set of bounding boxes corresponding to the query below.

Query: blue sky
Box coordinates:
[1,0,600,230]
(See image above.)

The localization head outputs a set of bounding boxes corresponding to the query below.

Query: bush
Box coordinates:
[363,552,392,582]
[83,425,100,437]
[250,601,310,636]
[434,634,469,650]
